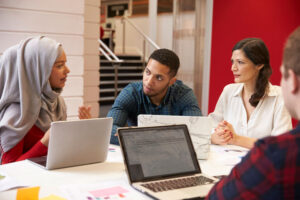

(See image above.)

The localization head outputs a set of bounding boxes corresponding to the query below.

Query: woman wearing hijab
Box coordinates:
[209,38,292,149]
[0,36,69,164]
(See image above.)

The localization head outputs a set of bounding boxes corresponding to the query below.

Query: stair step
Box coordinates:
[101,63,145,67]
[99,54,144,106]
[100,59,144,63]
[100,73,142,77]
[99,96,115,101]
[101,66,144,70]
[100,55,142,60]
[100,88,122,93]
[100,80,139,85]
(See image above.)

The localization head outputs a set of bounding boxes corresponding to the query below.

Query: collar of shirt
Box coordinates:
[233,83,244,97]
[144,87,172,107]
[233,82,279,98]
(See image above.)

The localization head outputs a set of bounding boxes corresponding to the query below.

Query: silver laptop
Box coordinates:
[118,124,217,200]
[28,117,113,170]
[138,115,213,160]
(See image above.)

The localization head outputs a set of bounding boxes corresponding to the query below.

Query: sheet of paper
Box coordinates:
[0,171,28,192]
[89,186,129,199]
[60,179,150,200]
[213,154,242,166]
[211,145,248,158]
[40,194,67,200]
[200,144,250,176]
[210,145,248,166]
[16,186,40,200]
[106,145,123,162]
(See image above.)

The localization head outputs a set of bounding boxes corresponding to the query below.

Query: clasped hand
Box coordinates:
[211,120,237,145]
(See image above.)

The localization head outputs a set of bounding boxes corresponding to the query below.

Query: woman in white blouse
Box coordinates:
[209,38,292,149]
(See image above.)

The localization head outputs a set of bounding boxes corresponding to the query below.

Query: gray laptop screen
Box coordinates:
[118,125,201,182]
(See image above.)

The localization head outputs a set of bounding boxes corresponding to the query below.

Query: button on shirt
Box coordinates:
[209,83,292,138]
[107,80,202,145]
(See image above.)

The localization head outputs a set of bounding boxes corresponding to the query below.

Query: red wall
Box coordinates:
[209,0,300,114]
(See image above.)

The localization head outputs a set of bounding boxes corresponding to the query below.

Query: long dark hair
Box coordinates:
[232,38,272,107]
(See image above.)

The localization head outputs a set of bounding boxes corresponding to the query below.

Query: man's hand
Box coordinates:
[78,105,92,119]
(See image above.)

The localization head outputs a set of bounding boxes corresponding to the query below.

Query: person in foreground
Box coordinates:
[209,38,292,149]
[206,27,300,200]
[0,36,69,164]
[106,48,202,145]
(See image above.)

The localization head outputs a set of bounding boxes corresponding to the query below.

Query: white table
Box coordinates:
[0,144,248,199]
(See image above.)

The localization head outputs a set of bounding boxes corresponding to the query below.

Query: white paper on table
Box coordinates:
[0,171,28,192]
[213,155,242,166]
[211,145,248,157]
[106,146,124,163]
[60,179,150,200]
[207,145,249,167]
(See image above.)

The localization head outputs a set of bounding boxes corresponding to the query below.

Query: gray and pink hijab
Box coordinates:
[0,36,67,162]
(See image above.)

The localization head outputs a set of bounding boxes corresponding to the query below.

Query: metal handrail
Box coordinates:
[98,39,123,99]
[98,39,122,62]
[122,16,160,50]
[121,15,160,68]
[99,47,112,61]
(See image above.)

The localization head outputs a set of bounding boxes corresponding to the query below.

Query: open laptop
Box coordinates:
[118,124,217,200]
[28,117,113,170]
[138,115,213,160]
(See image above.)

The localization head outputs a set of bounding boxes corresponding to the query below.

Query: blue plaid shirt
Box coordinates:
[206,123,300,200]
[107,80,202,145]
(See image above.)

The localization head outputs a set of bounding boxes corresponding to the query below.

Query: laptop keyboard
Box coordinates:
[141,176,214,192]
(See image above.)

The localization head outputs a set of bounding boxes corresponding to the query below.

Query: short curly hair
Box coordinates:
[148,48,180,77]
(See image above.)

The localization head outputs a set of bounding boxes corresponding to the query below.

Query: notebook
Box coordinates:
[118,124,217,200]
[27,117,113,170]
[138,115,213,159]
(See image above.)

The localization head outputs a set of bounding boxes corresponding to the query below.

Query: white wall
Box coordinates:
[0,0,100,119]
[84,0,100,118]
[114,13,173,56]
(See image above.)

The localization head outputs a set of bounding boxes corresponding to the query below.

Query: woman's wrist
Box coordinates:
[229,134,256,149]
[229,134,240,145]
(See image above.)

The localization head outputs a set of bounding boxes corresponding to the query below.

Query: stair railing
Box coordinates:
[98,39,123,99]
[121,15,160,68]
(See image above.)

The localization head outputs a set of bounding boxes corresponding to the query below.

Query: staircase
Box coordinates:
[99,55,145,116]
[98,16,160,117]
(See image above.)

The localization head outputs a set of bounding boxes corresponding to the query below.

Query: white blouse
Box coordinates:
[209,83,292,139]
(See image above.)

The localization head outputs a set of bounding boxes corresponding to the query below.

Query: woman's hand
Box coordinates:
[222,120,257,148]
[212,120,256,149]
[211,120,235,145]
[78,105,92,119]
[40,129,50,147]
[221,121,238,145]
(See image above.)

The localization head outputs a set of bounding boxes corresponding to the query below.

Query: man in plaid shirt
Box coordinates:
[107,49,202,145]
[206,27,300,200]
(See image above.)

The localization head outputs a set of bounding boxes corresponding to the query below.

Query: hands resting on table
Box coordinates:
[211,120,236,145]
[211,120,256,149]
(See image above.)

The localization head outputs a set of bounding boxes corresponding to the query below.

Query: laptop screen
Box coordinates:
[118,125,201,182]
